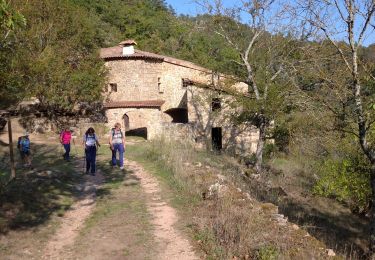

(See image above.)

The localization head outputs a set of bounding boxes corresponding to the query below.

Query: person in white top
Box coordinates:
[109,122,126,170]
[82,127,100,175]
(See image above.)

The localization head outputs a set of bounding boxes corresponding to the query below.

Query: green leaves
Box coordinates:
[0,0,106,111]
[0,0,25,32]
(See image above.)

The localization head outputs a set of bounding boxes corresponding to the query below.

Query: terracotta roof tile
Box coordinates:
[119,39,137,46]
[100,46,210,72]
[100,47,164,60]
[103,100,165,109]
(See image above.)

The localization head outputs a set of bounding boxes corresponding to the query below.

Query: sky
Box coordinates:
[165,0,375,47]
[165,0,201,16]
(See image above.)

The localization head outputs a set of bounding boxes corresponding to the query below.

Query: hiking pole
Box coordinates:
[82,149,86,174]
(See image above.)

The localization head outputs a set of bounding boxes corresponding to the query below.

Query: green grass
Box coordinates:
[125,142,201,208]
[0,143,83,233]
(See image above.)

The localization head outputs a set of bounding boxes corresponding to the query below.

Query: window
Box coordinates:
[110,83,117,92]
[158,77,163,93]
[212,98,221,111]
[182,78,190,88]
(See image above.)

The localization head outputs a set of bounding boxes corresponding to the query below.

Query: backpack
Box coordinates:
[111,128,123,138]
[20,137,30,152]
[17,136,22,149]
[85,133,96,144]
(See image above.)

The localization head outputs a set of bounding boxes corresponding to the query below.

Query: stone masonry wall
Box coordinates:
[106,107,166,139]
[104,56,259,156]
[105,60,163,102]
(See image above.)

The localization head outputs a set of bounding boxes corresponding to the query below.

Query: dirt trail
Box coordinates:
[42,162,104,260]
[40,157,198,259]
[126,160,199,260]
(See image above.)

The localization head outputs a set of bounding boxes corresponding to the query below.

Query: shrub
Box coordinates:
[257,245,279,260]
[313,156,371,212]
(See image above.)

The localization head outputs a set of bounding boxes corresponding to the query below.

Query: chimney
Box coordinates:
[119,39,137,55]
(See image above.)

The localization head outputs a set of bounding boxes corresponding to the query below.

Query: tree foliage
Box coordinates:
[0,0,107,112]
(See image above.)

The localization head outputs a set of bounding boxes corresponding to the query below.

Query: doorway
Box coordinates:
[123,114,129,130]
[212,127,222,151]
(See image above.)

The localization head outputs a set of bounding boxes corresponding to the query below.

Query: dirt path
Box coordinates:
[125,160,199,260]
[38,155,198,260]
[42,161,104,259]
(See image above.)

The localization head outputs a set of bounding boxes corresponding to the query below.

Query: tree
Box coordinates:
[0,0,107,114]
[296,0,375,253]
[197,0,298,171]
[0,0,25,39]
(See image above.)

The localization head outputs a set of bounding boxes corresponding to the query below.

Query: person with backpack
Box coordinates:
[109,122,126,170]
[18,131,32,167]
[82,127,100,175]
[60,127,73,162]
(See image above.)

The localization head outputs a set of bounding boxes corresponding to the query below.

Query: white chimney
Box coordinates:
[123,45,135,55]
[119,40,137,55]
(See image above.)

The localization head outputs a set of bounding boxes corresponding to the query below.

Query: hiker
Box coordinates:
[60,127,73,161]
[109,122,126,170]
[18,132,32,167]
[82,127,100,175]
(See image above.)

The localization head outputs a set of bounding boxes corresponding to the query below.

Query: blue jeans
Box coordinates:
[85,146,97,174]
[112,143,124,167]
[63,144,70,160]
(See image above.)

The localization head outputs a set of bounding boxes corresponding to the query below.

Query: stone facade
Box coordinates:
[100,42,259,155]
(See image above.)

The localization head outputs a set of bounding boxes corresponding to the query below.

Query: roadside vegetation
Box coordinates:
[0,142,83,258]
[126,137,333,259]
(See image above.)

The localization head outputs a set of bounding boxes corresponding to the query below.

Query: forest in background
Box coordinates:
[1,0,375,256]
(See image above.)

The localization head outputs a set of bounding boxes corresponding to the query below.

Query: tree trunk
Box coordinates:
[370,165,375,258]
[7,116,15,179]
[255,116,267,172]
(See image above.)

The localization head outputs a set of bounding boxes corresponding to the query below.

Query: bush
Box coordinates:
[263,143,277,160]
[257,245,279,260]
[313,156,371,212]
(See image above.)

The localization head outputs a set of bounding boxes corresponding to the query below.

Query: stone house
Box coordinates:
[100,40,258,155]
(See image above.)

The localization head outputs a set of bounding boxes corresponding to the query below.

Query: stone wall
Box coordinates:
[103,54,259,156]
[105,60,163,102]
[106,107,168,139]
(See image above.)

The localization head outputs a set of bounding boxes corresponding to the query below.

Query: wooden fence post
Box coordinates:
[8,115,16,179]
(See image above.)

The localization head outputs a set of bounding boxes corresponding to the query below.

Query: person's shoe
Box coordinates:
[91,172,96,176]
[120,166,124,170]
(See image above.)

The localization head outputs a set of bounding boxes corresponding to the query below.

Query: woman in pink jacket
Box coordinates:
[60,127,72,161]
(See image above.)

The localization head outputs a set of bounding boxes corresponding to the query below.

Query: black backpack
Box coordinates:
[111,128,123,138]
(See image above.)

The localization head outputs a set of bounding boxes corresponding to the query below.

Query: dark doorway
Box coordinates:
[164,108,188,123]
[211,98,221,111]
[212,127,222,151]
[123,114,129,130]
[126,127,147,139]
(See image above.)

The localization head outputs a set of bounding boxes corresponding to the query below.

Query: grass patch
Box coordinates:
[0,143,83,233]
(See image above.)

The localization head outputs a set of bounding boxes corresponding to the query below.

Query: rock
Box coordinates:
[250,173,261,180]
[272,213,288,226]
[217,174,226,182]
[292,224,300,230]
[326,249,336,257]
[196,162,202,167]
[207,182,228,199]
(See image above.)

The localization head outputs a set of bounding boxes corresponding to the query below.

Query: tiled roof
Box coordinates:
[100,46,164,60]
[119,39,137,46]
[103,100,165,109]
[100,45,210,72]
